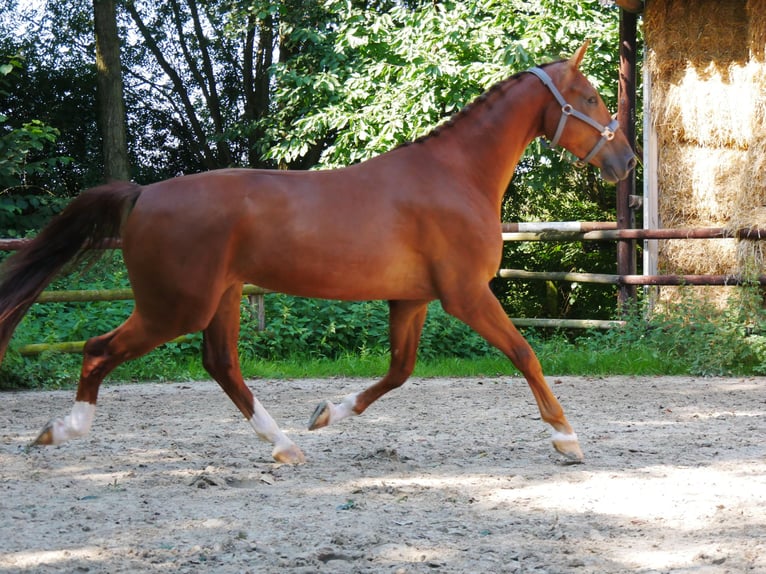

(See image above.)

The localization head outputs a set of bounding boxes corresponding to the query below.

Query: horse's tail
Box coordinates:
[0,181,143,364]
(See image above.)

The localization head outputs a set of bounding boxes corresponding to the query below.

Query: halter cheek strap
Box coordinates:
[525,66,620,168]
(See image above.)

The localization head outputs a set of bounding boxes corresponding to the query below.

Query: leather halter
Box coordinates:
[526,66,620,168]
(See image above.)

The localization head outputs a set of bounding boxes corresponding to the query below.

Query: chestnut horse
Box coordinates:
[0,44,634,464]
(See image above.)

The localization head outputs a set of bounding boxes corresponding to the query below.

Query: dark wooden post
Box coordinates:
[616,7,638,310]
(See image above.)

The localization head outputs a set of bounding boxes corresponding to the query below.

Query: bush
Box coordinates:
[576,285,766,377]
[238,296,492,361]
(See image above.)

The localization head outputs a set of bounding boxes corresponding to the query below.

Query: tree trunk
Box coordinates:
[244,13,274,168]
[93,0,130,181]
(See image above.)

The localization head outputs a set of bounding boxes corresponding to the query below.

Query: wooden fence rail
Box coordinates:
[498,269,766,286]
[34,284,270,303]
[500,224,766,242]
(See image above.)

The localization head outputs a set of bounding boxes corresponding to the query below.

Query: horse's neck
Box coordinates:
[421,74,547,210]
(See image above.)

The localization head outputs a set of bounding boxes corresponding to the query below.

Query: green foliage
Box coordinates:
[0,53,74,234]
[263,0,621,168]
[0,119,62,183]
[1,2,103,195]
[565,285,766,377]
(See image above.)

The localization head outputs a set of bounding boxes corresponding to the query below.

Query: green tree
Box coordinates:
[122,0,282,174]
[0,0,102,197]
[261,0,620,168]
[0,53,72,234]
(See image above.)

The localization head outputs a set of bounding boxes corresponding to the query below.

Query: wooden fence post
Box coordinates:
[248,294,266,331]
[616,7,639,310]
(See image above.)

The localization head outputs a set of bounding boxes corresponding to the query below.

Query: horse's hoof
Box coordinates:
[272,444,306,465]
[30,421,55,446]
[553,437,584,463]
[308,400,332,430]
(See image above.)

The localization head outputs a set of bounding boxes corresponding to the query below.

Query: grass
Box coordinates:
[0,337,702,391]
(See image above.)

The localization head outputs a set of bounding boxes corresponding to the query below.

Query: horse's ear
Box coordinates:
[569,40,591,70]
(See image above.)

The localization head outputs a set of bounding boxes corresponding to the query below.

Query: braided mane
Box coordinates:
[402,60,560,147]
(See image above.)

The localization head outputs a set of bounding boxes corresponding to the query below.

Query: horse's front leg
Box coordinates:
[309,300,429,430]
[442,287,584,463]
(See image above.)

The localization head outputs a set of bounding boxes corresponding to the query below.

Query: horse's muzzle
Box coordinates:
[601,153,637,183]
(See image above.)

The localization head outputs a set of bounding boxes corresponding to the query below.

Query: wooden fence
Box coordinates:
[2,222,765,355]
[499,222,766,286]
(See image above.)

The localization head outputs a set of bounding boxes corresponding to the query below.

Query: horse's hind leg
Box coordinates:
[33,314,172,446]
[309,299,429,429]
[202,284,304,464]
[442,287,584,462]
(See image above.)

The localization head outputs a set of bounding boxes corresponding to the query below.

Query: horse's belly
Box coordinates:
[241,249,436,302]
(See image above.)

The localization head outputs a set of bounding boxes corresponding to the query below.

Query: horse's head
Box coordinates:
[530,42,637,183]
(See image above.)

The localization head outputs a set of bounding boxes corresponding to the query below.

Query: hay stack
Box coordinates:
[645,0,766,304]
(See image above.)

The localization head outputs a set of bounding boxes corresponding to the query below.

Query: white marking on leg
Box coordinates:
[248,398,296,452]
[50,401,96,444]
[325,392,360,426]
[551,430,578,443]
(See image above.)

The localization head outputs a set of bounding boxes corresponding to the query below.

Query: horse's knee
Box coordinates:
[82,332,120,369]
[83,333,112,356]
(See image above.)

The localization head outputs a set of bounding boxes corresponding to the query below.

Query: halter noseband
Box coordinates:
[526,66,620,168]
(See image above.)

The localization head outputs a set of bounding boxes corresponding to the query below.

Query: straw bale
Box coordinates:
[646,0,766,285]
[654,285,740,313]
[658,238,737,275]
[651,63,759,149]
[645,0,766,305]
[656,145,744,226]
[729,64,766,271]
[645,0,748,73]
[736,239,766,276]
[729,128,766,232]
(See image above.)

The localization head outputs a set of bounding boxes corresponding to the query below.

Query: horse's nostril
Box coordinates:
[627,155,638,171]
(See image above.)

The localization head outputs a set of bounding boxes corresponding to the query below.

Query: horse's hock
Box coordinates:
[644,0,766,307]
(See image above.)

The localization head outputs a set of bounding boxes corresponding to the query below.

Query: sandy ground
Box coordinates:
[0,375,765,574]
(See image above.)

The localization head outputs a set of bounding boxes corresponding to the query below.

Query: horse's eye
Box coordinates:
[587,96,598,105]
